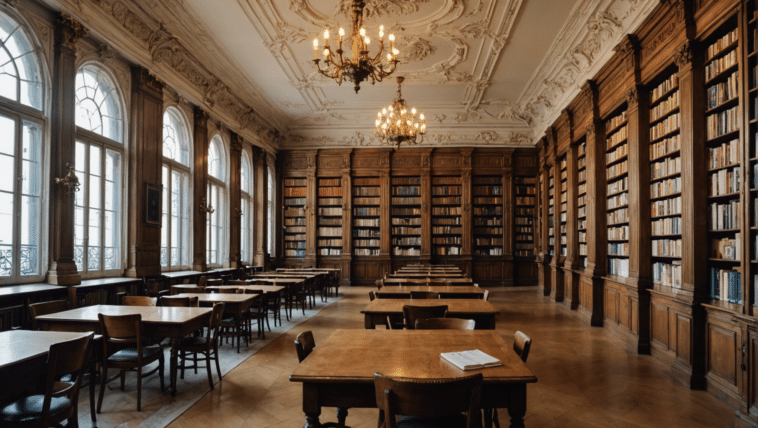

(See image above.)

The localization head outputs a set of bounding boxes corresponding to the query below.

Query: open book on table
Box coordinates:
[440,349,502,371]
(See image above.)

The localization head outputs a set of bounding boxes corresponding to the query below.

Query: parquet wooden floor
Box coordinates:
[168,287,735,428]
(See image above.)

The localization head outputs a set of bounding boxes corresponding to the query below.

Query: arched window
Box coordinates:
[207,135,227,267]
[74,64,125,276]
[161,107,192,270]
[240,150,254,263]
[0,11,46,282]
[267,163,275,256]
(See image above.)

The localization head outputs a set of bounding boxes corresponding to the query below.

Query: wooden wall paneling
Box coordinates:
[252,146,266,268]
[560,109,581,309]
[705,307,743,409]
[47,15,85,285]
[125,66,163,278]
[461,149,473,258]
[420,151,432,261]
[304,151,317,267]
[193,108,210,271]
[228,133,242,268]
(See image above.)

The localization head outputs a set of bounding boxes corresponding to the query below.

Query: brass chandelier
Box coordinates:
[375,77,426,147]
[312,0,399,93]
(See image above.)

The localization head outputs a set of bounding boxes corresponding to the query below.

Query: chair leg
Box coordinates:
[159,354,165,393]
[120,370,126,391]
[180,350,186,380]
[492,408,500,428]
[97,365,108,414]
[137,366,142,411]
[206,352,214,390]
[89,363,97,422]
[214,344,222,381]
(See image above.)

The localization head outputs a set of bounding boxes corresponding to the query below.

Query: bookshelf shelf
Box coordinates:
[317,177,343,257]
[432,176,463,256]
[606,108,630,278]
[283,178,307,258]
[352,177,381,256]
[577,139,587,268]
[513,175,536,259]
[391,176,421,257]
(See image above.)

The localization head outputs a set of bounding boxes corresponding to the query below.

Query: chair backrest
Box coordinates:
[410,291,440,299]
[374,372,482,428]
[40,332,94,427]
[513,331,531,363]
[294,330,316,363]
[217,287,239,294]
[198,276,208,287]
[160,296,197,307]
[29,300,68,330]
[402,305,448,330]
[122,296,157,306]
[415,318,475,330]
[368,291,376,301]
[228,280,248,285]
[207,278,224,286]
[483,289,489,301]
[206,302,226,345]
[98,313,143,357]
[183,286,207,294]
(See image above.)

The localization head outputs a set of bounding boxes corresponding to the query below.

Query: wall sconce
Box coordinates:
[200,198,215,214]
[55,163,80,195]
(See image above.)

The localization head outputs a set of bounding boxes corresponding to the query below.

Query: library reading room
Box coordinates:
[4,0,758,427]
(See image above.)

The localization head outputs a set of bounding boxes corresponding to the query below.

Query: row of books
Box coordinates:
[608,225,629,241]
[710,268,741,304]
[317,187,342,197]
[317,239,343,247]
[650,113,679,141]
[392,216,421,225]
[284,218,305,226]
[319,249,341,256]
[650,134,681,161]
[651,196,681,217]
[516,208,533,216]
[392,177,420,185]
[391,187,420,196]
[284,234,306,241]
[353,178,380,186]
[285,226,306,233]
[560,212,567,222]
[707,28,738,60]
[651,74,679,103]
[433,226,462,234]
[319,198,342,206]
[353,229,380,237]
[651,156,681,180]
[606,111,628,132]
[432,237,462,245]
[353,187,380,196]
[607,160,628,180]
[609,258,630,277]
[284,198,306,206]
[477,248,504,256]
[353,239,379,247]
[392,197,421,205]
[283,187,306,197]
[652,217,681,235]
[706,72,738,108]
[318,207,341,216]
[433,247,461,255]
[318,178,340,187]
[607,177,628,195]
[394,248,421,256]
[515,217,532,225]
[578,219,586,230]
[476,227,504,234]
[284,249,306,257]
[578,156,587,168]
[606,126,628,150]
[608,208,629,225]
[319,218,342,226]
[708,139,740,170]
[607,192,628,210]
[393,237,421,246]
[284,178,306,187]
[432,186,462,196]
[708,200,741,230]
[514,196,535,206]
[651,176,681,198]
[284,241,306,249]
[354,208,380,217]
[354,248,380,256]
[353,197,380,205]
[578,231,586,242]
[705,49,738,81]
[476,218,502,226]
[579,244,588,257]
[475,238,504,246]
[578,170,586,182]
[432,177,461,185]
[432,207,462,215]
[284,208,305,217]
[711,233,741,260]
[433,197,462,205]
[475,176,503,185]
[392,227,421,235]
[578,183,587,195]
[475,207,503,216]
[652,239,682,258]
[650,90,679,122]
[433,218,462,226]
[708,166,740,196]
[354,218,380,227]
[317,227,341,237]
[607,143,628,164]
[706,105,741,140]
[476,186,504,196]
[653,261,682,288]
[578,206,586,218]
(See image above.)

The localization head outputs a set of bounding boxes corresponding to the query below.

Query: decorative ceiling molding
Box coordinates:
[518,0,659,143]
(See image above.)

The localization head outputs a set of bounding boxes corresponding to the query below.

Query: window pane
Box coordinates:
[0,191,14,275]
[88,209,101,271]
[104,149,120,212]
[75,65,123,142]
[89,175,101,209]
[21,121,41,198]
[104,210,118,270]
[74,206,84,271]
[0,154,13,193]
[181,173,190,267]
[0,114,15,156]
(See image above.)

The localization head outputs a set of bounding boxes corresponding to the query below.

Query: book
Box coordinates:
[440,349,502,371]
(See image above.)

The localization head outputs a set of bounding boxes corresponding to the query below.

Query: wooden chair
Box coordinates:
[160,296,198,307]
[97,313,165,412]
[217,288,239,294]
[241,289,267,340]
[373,372,482,428]
[177,302,226,389]
[294,330,315,363]
[483,289,489,301]
[409,291,440,299]
[402,305,448,330]
[489,331,532,428]
[0,332,94,428]
[29,300,68,330]
[415,318,475,330]
[122,296,157,306]
[197,276,208,288]
[368,291,376,301]
[207,278,224,287]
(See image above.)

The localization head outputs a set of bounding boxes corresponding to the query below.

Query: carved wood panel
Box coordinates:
[708,323,738,387]
[652,302,669,348]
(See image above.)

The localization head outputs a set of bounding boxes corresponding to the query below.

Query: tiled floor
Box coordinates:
[168,286,735,428]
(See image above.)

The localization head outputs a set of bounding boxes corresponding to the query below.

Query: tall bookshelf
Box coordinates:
[577,140,587,268]
[317,177,343,257]
[649,68,683,288]
[548,170,555,256]
[472,176,503,256]
[704,20,742,305]
[352,177,381,256]
[431,176,463,256]
[514,176,536,258]
[605,108,630,277]
[750,1,758,309]
[391,176,421,257]
[283,178,307,258]
[559,157,568,257]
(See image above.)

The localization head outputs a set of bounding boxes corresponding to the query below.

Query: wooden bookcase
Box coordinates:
[317,177,343,257]
[559,157,568,257]
[514,176,536,259]
[352,177,381,257]
[431,176,463,256]
[391,176,422,257]
[605,107,630,278]
[283,178,307,258]
[577,140,588,268]
[649,67,682,289]
[548,170,555,256]
[473,176,504,256]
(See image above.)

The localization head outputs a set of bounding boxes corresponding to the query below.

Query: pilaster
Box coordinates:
[193,107,210,272]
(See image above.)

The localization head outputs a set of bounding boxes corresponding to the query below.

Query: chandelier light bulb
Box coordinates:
[392,48,399,56]
[420,113,425,120]
[365,37,370,45]
[359,28,366,37]
[412,108,416,115]
[339,28,345,37]
[324,29,329,39]
[382,108,387,114]
[389,34,395,41]
[313,39,318,48]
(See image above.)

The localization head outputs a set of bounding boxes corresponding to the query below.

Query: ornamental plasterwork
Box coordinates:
[284,129,532,149]
[336,0,432,19]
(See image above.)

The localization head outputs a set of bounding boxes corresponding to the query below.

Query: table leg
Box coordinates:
[170,339,179,396]
[364,314,375,329]
[304,413,321,428]
[336,407,348,427]
[507,386,526,428]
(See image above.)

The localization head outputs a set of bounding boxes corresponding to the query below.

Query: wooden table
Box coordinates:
[36,305,211,396]
[175,292,260,342]
[289,329,537,428]
[389,272,466,278]
[361,299,499,329]
[375,285,484,299]
[206,285,286,294]
[381,277,475,286]
[0,330,92,402]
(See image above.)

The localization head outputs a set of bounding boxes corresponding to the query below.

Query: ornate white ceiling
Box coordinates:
[41,0,660,150]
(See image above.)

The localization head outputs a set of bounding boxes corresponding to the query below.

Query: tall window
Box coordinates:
[267,164,275,256]
[161,107,192,270]
[0,11,45,282]
[207,135,227,267]
[241,150,254,263]
[74,64,125,276]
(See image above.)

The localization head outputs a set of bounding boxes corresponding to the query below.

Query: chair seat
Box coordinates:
[396,414,467,428]
[177,336,208,348]
[108,346,163,362]
[0,395,71,426]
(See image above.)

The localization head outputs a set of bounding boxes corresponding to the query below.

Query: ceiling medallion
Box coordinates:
[375,76,426,147]
[312,0,399,93]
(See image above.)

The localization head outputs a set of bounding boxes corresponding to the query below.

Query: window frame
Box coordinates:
[240,149,254,264]
[206,134,228,268]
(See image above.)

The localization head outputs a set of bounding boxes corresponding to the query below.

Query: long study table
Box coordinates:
[375,285,484,299]
[361,298,499,329]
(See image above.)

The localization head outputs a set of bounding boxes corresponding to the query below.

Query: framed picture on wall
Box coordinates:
[145,182,162,225]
